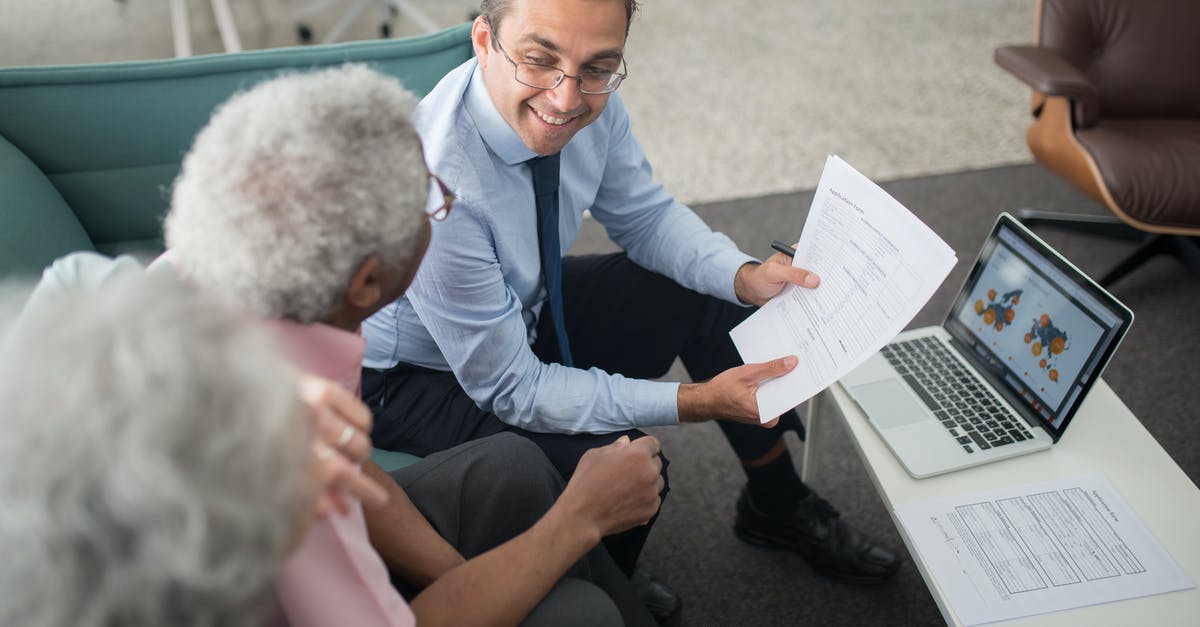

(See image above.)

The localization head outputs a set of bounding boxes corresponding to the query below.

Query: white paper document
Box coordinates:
[730,155,957,421]
[895,473,1194,625]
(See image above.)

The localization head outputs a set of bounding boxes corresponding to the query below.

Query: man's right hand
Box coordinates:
[555,435,664,543]
[677,355,798,426]
[298,375,389,517]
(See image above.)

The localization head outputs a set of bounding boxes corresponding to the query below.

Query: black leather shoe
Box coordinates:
[632,567,682,626]
[734,487,902,583]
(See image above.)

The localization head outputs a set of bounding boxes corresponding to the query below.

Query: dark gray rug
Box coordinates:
[567,163,1200,627]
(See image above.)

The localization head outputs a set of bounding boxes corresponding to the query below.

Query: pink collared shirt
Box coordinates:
[151,251,413,626]
[266,319,415,627]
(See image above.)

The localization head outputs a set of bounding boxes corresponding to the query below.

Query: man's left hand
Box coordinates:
[733,247,820,307]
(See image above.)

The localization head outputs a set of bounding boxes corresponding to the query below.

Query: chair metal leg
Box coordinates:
[1098,233,1167,287]
[800,392,822,485]
[210,0,243,52]
[388,0,440,33]
[1016,208,1200,287]
[1098,234,1200,287]
[322,0,371,44]
[169,0,193,57]
[1016,208,1144,242]
[293,0,343,20]
[1171,235,1200,274]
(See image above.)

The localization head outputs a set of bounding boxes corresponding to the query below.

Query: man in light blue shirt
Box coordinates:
[362,0,901,612]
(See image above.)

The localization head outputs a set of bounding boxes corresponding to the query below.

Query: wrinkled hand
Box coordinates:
[678,356,798,426]
[733,247,820,307]
[558,435,664,541]
[298,375,390,517]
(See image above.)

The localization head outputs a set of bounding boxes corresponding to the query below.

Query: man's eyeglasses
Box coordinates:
[488,23,627,95]
[428,173,453,222]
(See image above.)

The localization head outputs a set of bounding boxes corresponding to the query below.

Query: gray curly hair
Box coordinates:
[0,273,313,627]
[164,63,429,323]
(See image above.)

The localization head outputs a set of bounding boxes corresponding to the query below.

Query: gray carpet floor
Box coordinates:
[568,163,1200,626]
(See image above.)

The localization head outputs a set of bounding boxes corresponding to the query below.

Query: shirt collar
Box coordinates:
[264,319,366,394]
[465,62,538,166]
[154,250,367,392]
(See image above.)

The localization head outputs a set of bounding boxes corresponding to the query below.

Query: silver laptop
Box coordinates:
[841,213,1133,478]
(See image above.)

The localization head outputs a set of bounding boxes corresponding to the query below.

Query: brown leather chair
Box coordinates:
[995,0,1200,287]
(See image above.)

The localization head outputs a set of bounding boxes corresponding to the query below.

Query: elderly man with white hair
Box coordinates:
[0,272,318,627]
[161,63,662,627]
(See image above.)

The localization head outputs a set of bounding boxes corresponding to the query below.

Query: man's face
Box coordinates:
[473,0,628,156]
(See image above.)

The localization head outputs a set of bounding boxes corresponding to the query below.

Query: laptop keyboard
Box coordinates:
[880,336,1034,455]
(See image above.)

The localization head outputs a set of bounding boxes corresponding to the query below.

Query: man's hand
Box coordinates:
[733,248,820,307]
[410,435,662,627]
[554,435,664,545]
[298,375,389,517]
[677,355,798,426]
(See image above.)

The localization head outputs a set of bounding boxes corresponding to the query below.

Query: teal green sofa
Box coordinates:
[0,22,471,280]
[0,23,473,471]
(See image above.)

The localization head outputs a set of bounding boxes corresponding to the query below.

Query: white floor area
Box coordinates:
[0,0,1037,205]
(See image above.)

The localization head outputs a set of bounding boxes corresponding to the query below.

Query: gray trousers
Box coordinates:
[390,432,655,627]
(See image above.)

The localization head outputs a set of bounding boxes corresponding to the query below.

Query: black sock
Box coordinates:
[743,447,810,516]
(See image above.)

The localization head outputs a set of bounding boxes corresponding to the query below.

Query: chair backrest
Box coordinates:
[1036,0,1200,119]
[0,23,473,279]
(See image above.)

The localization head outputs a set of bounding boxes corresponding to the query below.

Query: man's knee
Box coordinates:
[473,431,560,477]
[464,432,564,509]
[392,432,568,559]
[391,432,561,504]
[520,578,623,627]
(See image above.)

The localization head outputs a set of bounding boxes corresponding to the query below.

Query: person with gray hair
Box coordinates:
[165,63,429,327]
[0,272,316,627]
[163,63,663,627]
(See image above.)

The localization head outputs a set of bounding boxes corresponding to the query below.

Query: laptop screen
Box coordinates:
[943,214,1133,438]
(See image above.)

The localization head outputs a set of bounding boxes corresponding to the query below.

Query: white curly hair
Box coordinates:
[165,63,429,323]
[0,272,313,627]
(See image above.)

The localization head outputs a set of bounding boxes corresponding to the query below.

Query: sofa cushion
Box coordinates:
[0,135,94,279]
[370,448,422,473]
[0,23,472,267]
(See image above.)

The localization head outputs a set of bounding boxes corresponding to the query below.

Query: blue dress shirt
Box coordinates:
[363,59,756,434]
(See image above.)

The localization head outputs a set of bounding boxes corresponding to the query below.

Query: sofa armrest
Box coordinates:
[995,45,1099,127]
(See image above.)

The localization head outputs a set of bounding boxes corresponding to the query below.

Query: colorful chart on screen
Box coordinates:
[954,242,1104,414]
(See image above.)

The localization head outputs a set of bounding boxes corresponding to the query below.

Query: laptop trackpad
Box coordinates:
[853,380,930,428]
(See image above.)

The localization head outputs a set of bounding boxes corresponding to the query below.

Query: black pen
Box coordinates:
[771,240,797,258]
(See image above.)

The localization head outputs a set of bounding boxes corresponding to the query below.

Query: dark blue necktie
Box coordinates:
[528,153,573,367]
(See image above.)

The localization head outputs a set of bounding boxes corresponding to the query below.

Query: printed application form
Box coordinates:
[894,473,1194,625]
[730,155,957,421]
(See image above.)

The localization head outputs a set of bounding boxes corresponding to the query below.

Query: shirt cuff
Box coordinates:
[709,248,760,306]
[633,380,682,427]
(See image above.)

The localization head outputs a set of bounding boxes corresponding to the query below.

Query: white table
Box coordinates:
[803,380,1200,626]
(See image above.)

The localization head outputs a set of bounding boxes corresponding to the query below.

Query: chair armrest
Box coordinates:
[995,45,1099,127]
